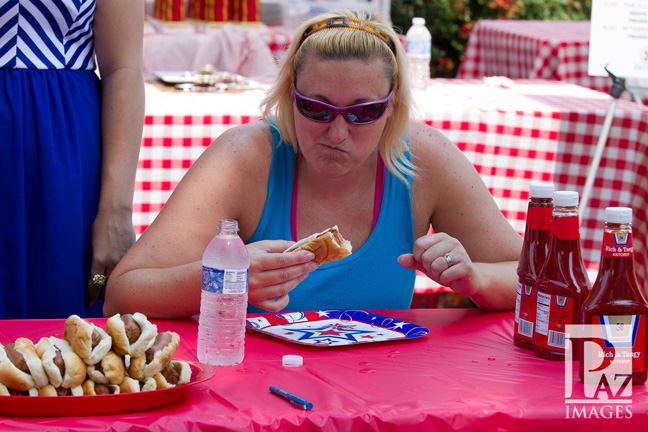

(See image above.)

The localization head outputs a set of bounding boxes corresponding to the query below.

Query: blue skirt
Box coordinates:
[0,68,104,319]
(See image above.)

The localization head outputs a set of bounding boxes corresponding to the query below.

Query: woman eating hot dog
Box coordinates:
[104,9,523,318]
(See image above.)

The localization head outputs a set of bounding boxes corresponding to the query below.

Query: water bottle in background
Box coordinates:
[406,17,432,91]
[197,219,250,366]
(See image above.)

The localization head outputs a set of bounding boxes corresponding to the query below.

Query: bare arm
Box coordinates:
[88,0,145,304]
[399,121,522,310]
[103,122,318,318]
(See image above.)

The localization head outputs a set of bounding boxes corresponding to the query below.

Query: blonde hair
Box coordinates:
[260,9,415,185]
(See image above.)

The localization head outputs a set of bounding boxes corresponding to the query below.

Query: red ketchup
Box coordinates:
[580,207,648,385]
[514,182,554,350]
[534,191,591,361]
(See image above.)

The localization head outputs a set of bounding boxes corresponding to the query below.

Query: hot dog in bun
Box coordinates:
[35,336,86,389]
[283,225,352,264]
[37,383,83,396]
[128,331,180,380]
[0,339,49,392]
[105,313,157,358]
[86,351,126,385]
[118,376,157,393]
[82,379,120,395]
[63,315,112,365]
[153,360,191,389]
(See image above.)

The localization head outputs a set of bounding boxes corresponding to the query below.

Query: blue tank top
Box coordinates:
[247,122,416,312]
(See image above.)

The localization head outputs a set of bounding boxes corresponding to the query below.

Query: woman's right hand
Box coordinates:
[246,240,319,312]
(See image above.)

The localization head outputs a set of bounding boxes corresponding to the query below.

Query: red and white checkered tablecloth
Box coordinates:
[137,80,648,294]
[457,20,615,95]
[256,27,292,61]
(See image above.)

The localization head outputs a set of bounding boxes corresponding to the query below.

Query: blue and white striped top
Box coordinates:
[0,0,96,70]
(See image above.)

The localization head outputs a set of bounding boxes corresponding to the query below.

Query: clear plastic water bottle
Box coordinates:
[197,219,249,366]
[406,17,432,91]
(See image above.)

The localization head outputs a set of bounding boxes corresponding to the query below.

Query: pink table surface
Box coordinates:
[457,20,613,96]
[136,79,648,295]
[2,309,647,431]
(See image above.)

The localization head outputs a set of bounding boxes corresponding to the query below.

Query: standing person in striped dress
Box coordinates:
[0,0,145,318]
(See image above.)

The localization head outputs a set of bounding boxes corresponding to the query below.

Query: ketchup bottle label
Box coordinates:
[527,207,552,231]
[515,282,536,340]
[589,315,645,373]
[535,291,574,352]
[553,215,580,240]
[602,231,634,258]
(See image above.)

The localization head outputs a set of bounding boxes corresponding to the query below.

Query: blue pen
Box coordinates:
[269,385,314,410]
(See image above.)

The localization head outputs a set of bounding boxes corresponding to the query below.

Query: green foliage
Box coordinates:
[390,0,592,77]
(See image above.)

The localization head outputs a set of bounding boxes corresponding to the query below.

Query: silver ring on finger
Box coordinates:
[443,253,453,269]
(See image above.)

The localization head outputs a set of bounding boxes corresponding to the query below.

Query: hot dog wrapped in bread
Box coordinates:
[0,382,35,396]
[128,331,180,380]
[35,336,86,389]
[119,376,157,393]
[153,360,191,389]
[0,339,49,392]
[3,385,39,396]
[283,225,352,264]
[63,315,112,365]
[37,383,83,396]
[105,313,157,358]
[86,351,126,385]
[82,379,120,395]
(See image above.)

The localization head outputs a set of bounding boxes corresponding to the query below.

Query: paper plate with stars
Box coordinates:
[246,310,429,347]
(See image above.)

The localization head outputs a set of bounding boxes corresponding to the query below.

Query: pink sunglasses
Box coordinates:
[294,88,394,125]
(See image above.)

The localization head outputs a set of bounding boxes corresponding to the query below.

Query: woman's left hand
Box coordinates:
[397,232,483,298]
[87,207,136,305]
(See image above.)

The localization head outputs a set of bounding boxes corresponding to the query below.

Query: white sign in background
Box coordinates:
[589,0,648,79]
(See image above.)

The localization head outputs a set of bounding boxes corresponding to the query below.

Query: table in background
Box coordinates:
[2,309,647,431]
[137,79,648,294]
[457,20,613,94]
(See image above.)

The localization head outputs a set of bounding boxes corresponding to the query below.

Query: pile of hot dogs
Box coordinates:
[0,313,191,396]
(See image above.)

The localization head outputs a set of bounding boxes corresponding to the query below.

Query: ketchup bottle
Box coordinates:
[579,207,648,385]
[534,191,591,361]
[514,182,554,350]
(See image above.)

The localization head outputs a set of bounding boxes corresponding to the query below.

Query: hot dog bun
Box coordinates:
[63,315,112,365]
[0,338,49,391]
[153,360,191,389]
[37,383,83,396]
[283,225,352,264]
[86,351,125,385]
[35,336,86,389]
[128,332,180,380]
[82,379,120,395]
[105,313,157,358]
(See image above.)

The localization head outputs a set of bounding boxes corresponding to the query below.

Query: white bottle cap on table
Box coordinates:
[282,355,303,367]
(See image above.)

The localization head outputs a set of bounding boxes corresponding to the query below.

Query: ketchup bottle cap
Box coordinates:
[553,191,579,207]
[605,207,632,223]
[529,182,555,198]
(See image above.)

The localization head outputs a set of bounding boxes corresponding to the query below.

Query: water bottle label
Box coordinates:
[202,266,248,294]
[407,39,431,56]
